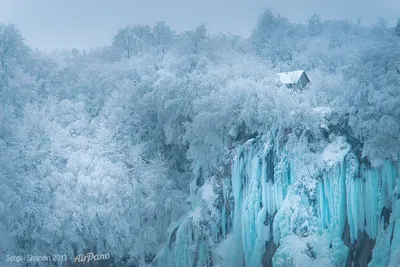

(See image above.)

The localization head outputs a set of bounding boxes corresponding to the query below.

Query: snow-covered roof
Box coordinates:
[277,70,307,85]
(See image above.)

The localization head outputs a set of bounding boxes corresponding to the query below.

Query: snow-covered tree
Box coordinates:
[308,14,323,36]
[0,23,28,70]
[112,25,152,59]
[373,18,389,36]
[395,17,400,37]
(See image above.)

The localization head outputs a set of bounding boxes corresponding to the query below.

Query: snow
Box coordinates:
[0,220,13,252]
[309,106,332,119]
[322,135,351,166]
[215,233,237,266]
[190,207,203,225]
[273,234,342,267]
[202,181,217,208]
[277,70,306,85]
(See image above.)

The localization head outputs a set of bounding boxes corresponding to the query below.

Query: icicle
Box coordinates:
[231,147,245,266]
[241,154,264,266]
[318,152,399,245]
[362,165,380,239]
[221,177,231,239]
[229,137,292,266]
[337,159,347,237]
[198,241,206,267]
[221,198,227,239]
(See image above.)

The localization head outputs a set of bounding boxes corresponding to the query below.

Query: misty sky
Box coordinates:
[1,0,399,51]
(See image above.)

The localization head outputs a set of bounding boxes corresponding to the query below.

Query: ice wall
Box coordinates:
[318,155,398,237]
[230,137,291,266]
[316,146,399,266]
[156,134,399,267]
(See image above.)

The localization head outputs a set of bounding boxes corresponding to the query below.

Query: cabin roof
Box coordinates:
[277,70,308,85]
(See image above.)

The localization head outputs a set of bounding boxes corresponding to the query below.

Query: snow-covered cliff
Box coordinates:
[156,133,399,267]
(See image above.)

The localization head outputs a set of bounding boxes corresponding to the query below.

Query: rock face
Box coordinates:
[342,219,376,267]
[262,240,279,267]
[156,136,400,267]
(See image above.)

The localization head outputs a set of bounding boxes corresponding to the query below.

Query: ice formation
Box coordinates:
[156,134,399,266]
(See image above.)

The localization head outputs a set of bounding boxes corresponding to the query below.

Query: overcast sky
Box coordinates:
[0,0,399,51]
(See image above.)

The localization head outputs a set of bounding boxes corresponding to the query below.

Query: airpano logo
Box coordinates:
[74,252,110,263]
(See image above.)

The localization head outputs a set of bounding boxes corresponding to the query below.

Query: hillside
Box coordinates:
[1,10,400,267]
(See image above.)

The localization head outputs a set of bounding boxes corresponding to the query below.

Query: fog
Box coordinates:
[0,0,399,51]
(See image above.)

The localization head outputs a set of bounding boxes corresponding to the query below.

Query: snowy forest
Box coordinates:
[1,9,400,267]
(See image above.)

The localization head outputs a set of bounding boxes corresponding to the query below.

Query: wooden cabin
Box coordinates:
[277,70,310,90]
